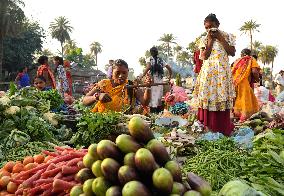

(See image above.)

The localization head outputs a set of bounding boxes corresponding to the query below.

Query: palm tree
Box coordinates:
[49,16,73,58]
[90,41,102,66]
[41,48,53,57]
[240,20,260,51]
[63,39,77,55]
[258,45,278,80]
[251,41,263,56]
[0,0,25,80]
[158,33,177,60]
[138,57,146,67]
[176,51,191,66]
[173,45,182,56]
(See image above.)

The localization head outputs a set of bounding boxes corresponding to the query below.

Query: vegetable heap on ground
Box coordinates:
[183,138,249,191]
[0,86,72,165]
[71,112,126,147]
[70,117,212,196]
[183,128,284,195]
[0,146,86,195]
[241,129,284,196]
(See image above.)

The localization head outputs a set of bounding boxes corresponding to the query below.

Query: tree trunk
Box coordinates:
[271,60,274,81]
[167,43,170,61]
[95,53,98,68]
[250,30,253,51]
[0,33,3,81]
[61,42,64,59]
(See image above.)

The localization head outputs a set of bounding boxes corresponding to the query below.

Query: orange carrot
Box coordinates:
[33,178,53,185]
[22,169,44,187]
[14,188,24,195]
[42,150,59,157]
[41,189,52,196]
[45,163,56,171]
[41,167,61,178]
[28,186,42,195]
[54,172,63,179]
[66,158,82,166]
[61,175,74,181]
[53,179,76,192]
[15,163,48,179]
[62,166,79,175]
[9,178,24,184]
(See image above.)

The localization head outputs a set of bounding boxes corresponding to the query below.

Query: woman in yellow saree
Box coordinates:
[82,59,151,113]
[232,49,260,121]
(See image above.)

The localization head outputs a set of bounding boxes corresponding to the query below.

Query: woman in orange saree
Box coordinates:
[82,59,152,113]
[232,48,260,122]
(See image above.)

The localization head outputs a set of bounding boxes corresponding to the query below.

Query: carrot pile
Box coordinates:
[0,146,87,196]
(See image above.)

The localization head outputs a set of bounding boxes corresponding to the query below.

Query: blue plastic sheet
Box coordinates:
[198,127,254,149]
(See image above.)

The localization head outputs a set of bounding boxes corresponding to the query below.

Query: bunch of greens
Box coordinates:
[0,141,56,167]
[71,112,125,147]
[38,89,64,111]
[241,129,284,195]
[183,138,249,191]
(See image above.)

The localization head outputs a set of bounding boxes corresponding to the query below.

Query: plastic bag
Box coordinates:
[231,127,254,149]
[276,90,284,102]
[198,132,224,141]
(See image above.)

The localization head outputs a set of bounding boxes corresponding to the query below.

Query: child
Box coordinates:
[33,76,51,91]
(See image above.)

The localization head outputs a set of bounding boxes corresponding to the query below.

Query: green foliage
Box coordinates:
[71,112,124,147]
[3,20,45,72]
[241,129,284,196]
[183,138,249,191]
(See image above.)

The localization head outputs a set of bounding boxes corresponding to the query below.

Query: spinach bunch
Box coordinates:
[71,112,124,147]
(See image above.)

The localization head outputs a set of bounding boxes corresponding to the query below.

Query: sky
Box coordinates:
[23,0,284,76]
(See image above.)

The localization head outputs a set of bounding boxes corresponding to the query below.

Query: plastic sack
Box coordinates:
[231,127,254,149]
[276,90,284,102]
[165,85,188,106]
[198,132,224,141]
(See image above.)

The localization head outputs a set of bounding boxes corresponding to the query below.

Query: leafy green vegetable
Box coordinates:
[183,138,249,191]
[241,129,284,196]
[71,112,125,147]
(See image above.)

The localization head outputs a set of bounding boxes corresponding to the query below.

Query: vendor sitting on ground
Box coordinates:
[33,76,52,91]
[82,59,152,113]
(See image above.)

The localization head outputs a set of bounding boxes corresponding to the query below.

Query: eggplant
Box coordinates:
[186,172,212,196]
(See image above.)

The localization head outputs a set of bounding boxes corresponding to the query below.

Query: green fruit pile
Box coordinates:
[71,117,211,196]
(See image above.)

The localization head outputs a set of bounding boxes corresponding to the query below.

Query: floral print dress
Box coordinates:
[193,31,236,112]
[56,65,69,97]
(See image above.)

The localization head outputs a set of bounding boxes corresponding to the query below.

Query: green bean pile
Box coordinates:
[183,138,249,191]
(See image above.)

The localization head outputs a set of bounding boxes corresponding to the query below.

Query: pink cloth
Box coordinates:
[165,85,188,106]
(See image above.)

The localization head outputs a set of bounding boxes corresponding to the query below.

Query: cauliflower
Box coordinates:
[0,96,10,106]
[43,112,58,126]
[5,106,20,115]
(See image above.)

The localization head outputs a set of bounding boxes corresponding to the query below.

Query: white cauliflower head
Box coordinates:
[0,96,10,106]
[5,106,20,115]
[43,112,58,126]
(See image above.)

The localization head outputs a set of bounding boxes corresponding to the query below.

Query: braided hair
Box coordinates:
[150,46,164,78]
[204,13,220,26]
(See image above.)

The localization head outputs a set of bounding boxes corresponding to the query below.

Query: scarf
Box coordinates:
[37,64,56,89]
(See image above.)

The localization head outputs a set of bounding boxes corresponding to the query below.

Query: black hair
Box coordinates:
[149,46,163,77]
[34,76,46,83]
[150,47,158,57]
[204,13,220,26]
[19,66,27,72]
[252,54,258,60]
[114,59,129,69]
[38,55,48,65]
[53,56,64,65]
[241,48,251,56]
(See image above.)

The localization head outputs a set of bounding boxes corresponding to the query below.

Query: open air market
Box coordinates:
[0,0,283,195]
